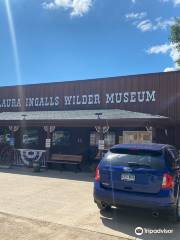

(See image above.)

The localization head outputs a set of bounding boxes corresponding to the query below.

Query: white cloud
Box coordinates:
[146,43,180,72]
[71,0,92,16]
[137,20,153,32]
[125,12,147,20]
[164,62,180,71]
[164,67,177,72]
[134,17,175,32]
[160,0,180,6]
[126,10,175,33]
[42,0,72,9]
[170,45,180,63]
[146,43,171,54]
[155,17,175,30]
[42,0,93,17]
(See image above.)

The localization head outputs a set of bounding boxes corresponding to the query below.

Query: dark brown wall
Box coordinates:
[0,71,180,121]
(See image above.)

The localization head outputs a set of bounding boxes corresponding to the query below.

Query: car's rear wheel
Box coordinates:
[168,195,180,223]
[96,202,111,211]
[177,195,180,221]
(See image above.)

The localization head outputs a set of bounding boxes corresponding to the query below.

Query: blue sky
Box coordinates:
[0,0,180,86]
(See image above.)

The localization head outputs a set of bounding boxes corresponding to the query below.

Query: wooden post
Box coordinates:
[152,127,156,143]
[9,125,19,165]
[44,126,55,164]
[46,126,51,162]
[95,113,109,160]
[99,125,104,159]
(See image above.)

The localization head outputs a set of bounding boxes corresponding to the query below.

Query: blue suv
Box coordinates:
[94,144,180,222]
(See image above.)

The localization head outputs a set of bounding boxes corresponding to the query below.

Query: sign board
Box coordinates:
[45,138,51,148]
[0,90,156,111]
[98,140,105,150]
[123,131,152,144]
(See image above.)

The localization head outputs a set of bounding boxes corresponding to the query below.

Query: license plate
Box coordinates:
[121,173,135,181]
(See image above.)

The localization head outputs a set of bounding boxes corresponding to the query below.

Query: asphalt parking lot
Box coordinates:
[0,168,179,240]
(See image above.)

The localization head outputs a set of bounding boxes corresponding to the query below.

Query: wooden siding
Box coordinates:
[0,71,180,121]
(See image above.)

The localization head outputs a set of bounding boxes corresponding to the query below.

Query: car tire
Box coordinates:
[177,194,180,221]
[96,202,111,211]
[168,195,180,223]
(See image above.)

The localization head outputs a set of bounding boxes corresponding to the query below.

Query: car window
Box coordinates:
[169,148,178,159]
[103,150,165,170]
[169,148,180,167]
[165,148,177,168]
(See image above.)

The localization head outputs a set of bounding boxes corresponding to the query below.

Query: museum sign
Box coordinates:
[0,90,156,110]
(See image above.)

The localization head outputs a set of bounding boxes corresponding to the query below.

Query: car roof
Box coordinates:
[110,143,174,152]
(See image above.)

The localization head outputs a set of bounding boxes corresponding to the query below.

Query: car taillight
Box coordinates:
[161,173,174,189]
[95,166,100,181]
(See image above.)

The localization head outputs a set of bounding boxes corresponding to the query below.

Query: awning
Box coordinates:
[0,109,170,127]
[0,109,168,121]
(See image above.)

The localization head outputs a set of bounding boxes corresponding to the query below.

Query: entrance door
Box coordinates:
[123,131,152,144]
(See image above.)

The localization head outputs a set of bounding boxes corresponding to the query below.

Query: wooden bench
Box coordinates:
[47,154,83,171]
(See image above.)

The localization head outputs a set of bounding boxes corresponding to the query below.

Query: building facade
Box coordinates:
[0,71,179,167]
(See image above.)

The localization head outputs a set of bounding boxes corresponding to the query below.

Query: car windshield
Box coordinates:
[103,149,165,170]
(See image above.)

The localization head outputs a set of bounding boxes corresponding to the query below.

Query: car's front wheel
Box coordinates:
[96,202,111,211]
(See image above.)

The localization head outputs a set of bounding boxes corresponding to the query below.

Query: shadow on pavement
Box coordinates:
[0,166,94,182]
[100,207,180,240]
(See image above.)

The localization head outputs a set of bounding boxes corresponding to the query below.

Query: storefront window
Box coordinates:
[52,130,70,146]
[21,129,39,148]
[90,132,100,146]
[0,129,11,144]
[105,132,116,147]
[90,132,116,149]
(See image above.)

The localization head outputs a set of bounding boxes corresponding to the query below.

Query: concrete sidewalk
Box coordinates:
[2,168,180,240]
[0,212,127,240]
[0,168,135,239]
